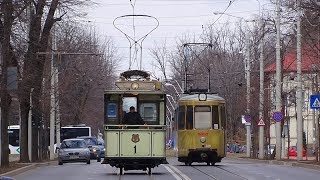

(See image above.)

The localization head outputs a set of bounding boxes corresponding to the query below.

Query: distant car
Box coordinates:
[58,139,90,165]
[288,146,306,157]
[77,136,101,162]
[98,139,105,158]
[268,144,275,155]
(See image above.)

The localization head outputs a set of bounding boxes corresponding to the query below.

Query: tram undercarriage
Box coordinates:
[178,149,223,166]
[102,158,168,174]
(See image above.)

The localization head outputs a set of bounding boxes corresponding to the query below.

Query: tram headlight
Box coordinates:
[200,137,206,143]
[131,82,139,90]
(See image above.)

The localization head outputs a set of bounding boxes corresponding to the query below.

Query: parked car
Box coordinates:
[97,139,105,158]
[267,144,275,155]
[57,138,90,165]
[288,146,306,157]
[77,136,101,162]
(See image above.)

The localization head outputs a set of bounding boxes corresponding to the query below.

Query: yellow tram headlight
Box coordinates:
[200,137,206,143]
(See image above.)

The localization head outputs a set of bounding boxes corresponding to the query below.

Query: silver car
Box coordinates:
[58,139,90,165]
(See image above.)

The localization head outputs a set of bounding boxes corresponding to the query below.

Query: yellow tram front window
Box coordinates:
[194,106,211,129]
[186,106,193,130]
[212,106,219,129]
[178,106,185,130]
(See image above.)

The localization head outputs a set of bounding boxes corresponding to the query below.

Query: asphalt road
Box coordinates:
[13,158,320,180]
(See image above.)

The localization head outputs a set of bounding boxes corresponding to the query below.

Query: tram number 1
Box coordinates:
[134,145,137,154]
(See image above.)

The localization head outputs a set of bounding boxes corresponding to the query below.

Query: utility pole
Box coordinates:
[245,31,251,158]
[275,0,282,160]
[0,36,2,167]
[28,88,33,161]
[258,17,265,159]
[49,51,56,160]
[296,0,303,161]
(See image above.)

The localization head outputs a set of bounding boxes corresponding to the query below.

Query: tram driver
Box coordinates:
[123,106,146,127]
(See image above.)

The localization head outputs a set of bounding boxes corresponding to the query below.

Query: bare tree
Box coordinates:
[0,0,14,167]
[150,40,170,80]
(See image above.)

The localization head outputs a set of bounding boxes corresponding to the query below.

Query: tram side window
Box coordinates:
[212,106,219,129]
[178,106,186,130]
[186,106,193,129]
[220,106,226,129]
[194,106,211,129]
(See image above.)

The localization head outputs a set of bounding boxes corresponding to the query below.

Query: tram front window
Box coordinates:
[122,97,137,113]
[186,106,193,129]
[194,106,211,129]
[212,106,219,129]
[140,103,158,122]
[178,106,185,130]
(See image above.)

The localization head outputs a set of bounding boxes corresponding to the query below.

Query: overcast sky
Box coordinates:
[84,0,271,76]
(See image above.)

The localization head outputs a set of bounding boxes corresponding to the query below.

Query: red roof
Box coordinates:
[265,45,320,73]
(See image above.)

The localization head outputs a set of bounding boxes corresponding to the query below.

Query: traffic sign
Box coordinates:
[273,111,284,122]
[310,95,320,109]
[244,115,251,122]
[257,118,265,126]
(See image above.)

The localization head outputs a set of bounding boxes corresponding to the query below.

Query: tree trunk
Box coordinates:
[19,0,59,162]
[19,96,30,162]
[0,0,13,167]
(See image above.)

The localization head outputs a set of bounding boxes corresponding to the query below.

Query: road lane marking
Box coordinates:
[168,165,192,180]
[162,165,183,180]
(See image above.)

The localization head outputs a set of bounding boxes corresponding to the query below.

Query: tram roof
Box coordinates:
[179,94,225,102]
[104,90,165,95]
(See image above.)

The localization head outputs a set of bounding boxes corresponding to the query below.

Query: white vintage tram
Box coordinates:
[102,70,168,175]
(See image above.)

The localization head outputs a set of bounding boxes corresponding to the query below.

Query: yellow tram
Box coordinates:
[174,90,226,166]
[102,70,167,175]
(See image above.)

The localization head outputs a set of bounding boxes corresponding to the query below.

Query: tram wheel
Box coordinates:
[185,161,192,166]
[148,168,152,175]
[211,162,216,166]
[119,167,123,175]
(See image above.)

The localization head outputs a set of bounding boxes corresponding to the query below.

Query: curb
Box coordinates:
[0,161,58,178]
[0,164,35,178]
[226,156,320,171]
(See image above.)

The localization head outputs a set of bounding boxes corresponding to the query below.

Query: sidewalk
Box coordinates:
[226,152,320,171]
[1,157,57,178]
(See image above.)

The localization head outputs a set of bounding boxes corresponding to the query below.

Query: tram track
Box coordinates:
[116,169,156,180]
[191,165,249,180]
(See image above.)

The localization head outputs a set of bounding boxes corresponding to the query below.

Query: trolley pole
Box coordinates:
[296,0,303,161]
[275,0,282,160]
